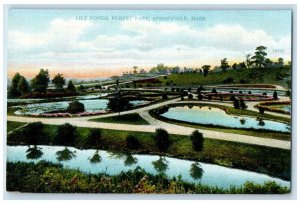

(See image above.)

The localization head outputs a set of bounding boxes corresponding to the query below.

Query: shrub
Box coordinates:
[188,94,193,100]
[248,91,252,94]
[126,135,141,150]
[67,100,85,114]
[207,95,212,101]
[273,91,278,100]
[198,94,203,100]
[259,107,265,114]
[240,99,247,109]
[86,129,102,148]
[239,91,243,94]
[263,92,267,96]
[190,130,204,151]
[223,77,234,84]
[55,123,77,146]
[230,95,236,101]
[154,128,170,152]
[212,88,217,93]
[233,98,240,109]
[162,93,168,100]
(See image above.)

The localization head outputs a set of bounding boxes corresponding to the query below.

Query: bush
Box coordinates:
[273,91,278,100]
[223,77,234,84]
[207,95,212,101]
[198,94,203,100]
[190,130,204,151]
[67,100,85,114]
[154,128,170,152]
[212,88,217,93]
[259,107,265,114]
[21,122,45,145]
[240,99,247,109]
[126,135,141,150]
[230,95,236,101]
[86,129,102,148]
[55,123,77,146]
[188,94,193,100]
[263,92,267,96]
[162,93,168,100]
[233,98,240,109]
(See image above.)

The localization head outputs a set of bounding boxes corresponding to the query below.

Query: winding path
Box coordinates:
[7,97,291,150]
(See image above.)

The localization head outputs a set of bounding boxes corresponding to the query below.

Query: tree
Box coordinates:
[126,135,141,150]
[78,85,86,92]
[265,58,273,68]
[52,74,65,90]
[232,63,237,70]
[67,100,85,114]
[162,92,168,100]
[245,54,252,68]
[220,58,230,72]
[240,98,247,109]
[259,107,265,114]
[197,85,203,93]
[9,73,22,97]
[273,91,278,100]
[55,123,77,146]
[233,98,240,109]
[23,122,45,146]
[239,62,247,69]
[107,94,131,113]
[86,129,102,148]
[67,80,76,93]
[154,128,170,152]
[17,76,30,96]
[251,46,267,68]
[277,58,284,68]
[212,88,217,94]
[188,93,193,100]
[31,69,50,93]
[190,130,204,151]
[202,65,210,77]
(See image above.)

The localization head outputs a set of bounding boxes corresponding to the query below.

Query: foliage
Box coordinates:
[162,92,168,100]
[6,161,290,194]
[86,129,102,148]
[221,58,230,72]
[273,91,278,100]
[55,123,77,146]
[9,73,30,97]
[67,100,85,114]
[107,94,131,113]
[126,135,141,150]
[190,130,204,151]
[17,76,31,96]
[52,74,65,89]
[31,69,50,93]
[90,113,149,125]
[202,65,211,77]
[251,46,267,68]
[67,80,76,93]
[154,128,170,152]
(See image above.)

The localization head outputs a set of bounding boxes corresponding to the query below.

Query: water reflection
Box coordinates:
[257,118,265,126]
[124,154,138,166]
[56,147,76,161]
[26,146,43,160]
[240,118,246,125]
[89,150,101,163]
[152,156,168,175]
[190,162,204,180]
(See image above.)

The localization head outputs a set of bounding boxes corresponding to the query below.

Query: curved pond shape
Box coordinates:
[14,99,147,115]
[161,105,290,133]
[7,145,290,189]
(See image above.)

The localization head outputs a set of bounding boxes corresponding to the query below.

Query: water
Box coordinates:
[14,98,147,115]
[209,88,286,96]
[161,105,290,133]
[6,145,290,189]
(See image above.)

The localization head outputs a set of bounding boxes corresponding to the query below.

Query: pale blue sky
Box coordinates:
[8,9,292,78]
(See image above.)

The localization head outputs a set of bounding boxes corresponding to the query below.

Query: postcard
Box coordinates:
[6,8,292,195]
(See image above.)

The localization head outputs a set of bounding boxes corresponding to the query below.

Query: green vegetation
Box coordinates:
[154,128,170,152]
[31,69,50,93]
[6,161,289,193]
[90,113,149,125]
[7,121,26,132]
[52,74,65,90]
[7,121,291,180]
[159,67,291,88]
[67,100,85,114]
[126,135,141,150]
[9,73,31,97]
[190,130,204,151]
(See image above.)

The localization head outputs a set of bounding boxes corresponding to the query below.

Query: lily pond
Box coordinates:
[7,145,290,189]
[14,98,147,116]
[160,105,290,133]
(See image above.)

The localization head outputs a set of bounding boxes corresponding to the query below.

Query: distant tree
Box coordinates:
[265,58,273,68]
[259,107,265,114]
[220,58,230,72]
[9,73,22,97]
[52,74,65,90]
[232,63,237,70]
[202,65,211,77]
[188,87,192,92]
[207,95,212,101]
[212,88,217,94]
[251,46,267,68]
[107,94,131,113]
[116,79,119,87]
[162,92,168,100]
[239,62,247,69]
[78,85,86,92]
[126,135,141,150]
[17,76,30,96]
[245,54,252,68]
[276,58,284,68]
[154,128,170,152]
[67,100,85,114]
[67,80,76,93]
[230,95,236,101]
[31,69,50,93]
[273,91,278,100]
[197,94,203,100]
[240,98,247,109]
[197,85,203,93]
[188,93,193,100]
[55,123,77,146]
[190,130,204,151]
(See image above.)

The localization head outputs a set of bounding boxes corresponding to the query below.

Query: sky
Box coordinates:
[7,9,292,79]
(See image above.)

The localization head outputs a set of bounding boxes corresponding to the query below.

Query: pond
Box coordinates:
[6,145,290,189]
[160,105,290,133]
[14,99,147,116]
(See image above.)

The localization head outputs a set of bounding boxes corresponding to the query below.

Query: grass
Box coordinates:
[7,121,27,132]
[7,121,291,180]
[90,113,150,125]
[158,67,291,88]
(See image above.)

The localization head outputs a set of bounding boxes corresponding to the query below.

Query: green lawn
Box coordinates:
[90,113,149,125]
[7,121,291,180]
[158,67,291,88]
[7,121,27,132]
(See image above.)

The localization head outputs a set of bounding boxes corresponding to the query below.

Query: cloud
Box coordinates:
[8,18,291,78]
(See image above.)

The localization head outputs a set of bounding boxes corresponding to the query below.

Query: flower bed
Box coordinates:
[203,92,274,101]
[257,101,291,114]
[37,110,107,117]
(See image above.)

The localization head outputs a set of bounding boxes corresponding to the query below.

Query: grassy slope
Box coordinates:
[158,67,291,88]
[7,121,27,132]
[7,121,290,180]
[90,113,149,125]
